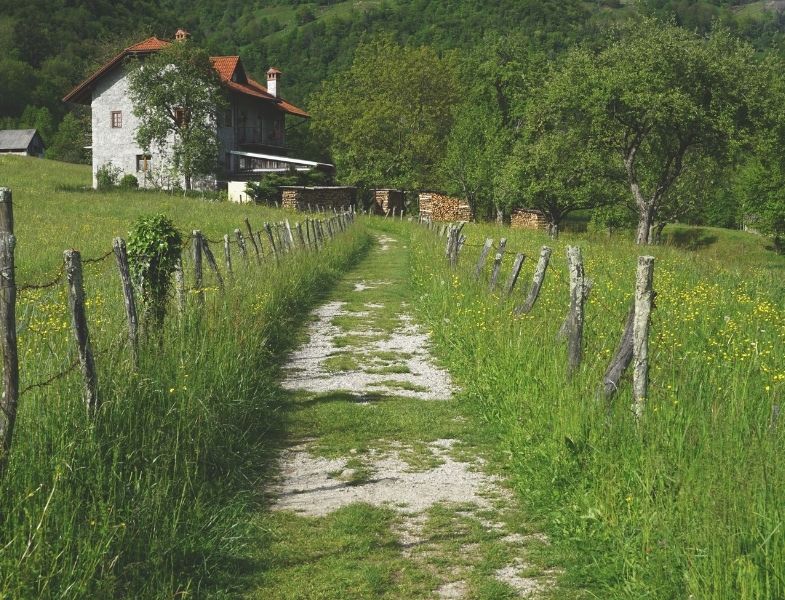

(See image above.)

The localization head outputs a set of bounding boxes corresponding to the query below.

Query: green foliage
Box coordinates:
[127,41,225,190]
[45,112,89,164]
[310,36,459,189]
[119,173,139,189]
[245,167,332,203]
[126,214,183,328]
[95,162,121,189]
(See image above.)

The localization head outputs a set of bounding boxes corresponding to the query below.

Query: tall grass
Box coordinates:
[408,221,785,598]
[0,156,372,596]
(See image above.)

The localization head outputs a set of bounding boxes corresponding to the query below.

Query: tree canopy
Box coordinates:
[127,40,225,190]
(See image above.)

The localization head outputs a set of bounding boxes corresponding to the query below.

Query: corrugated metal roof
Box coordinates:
[0,129,38,151]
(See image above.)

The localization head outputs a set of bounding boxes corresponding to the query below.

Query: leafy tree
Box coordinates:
[46,112,89,163]
[127,40,225,191]
[309,36,459,190]
[539,20,758,244]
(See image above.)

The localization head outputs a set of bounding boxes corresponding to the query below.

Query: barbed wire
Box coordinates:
[18,264,66,293]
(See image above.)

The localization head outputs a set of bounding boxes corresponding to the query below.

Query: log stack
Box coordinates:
[280,186,357,211]
[511,208,549,230]
[373,189,405,215]
[418,192,473,222]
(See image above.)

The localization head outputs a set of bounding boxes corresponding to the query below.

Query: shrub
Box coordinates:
[119,174,139,189]
[96,162,121,189]
[127,214,183,330]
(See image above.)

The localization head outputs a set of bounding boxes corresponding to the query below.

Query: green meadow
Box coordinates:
[0,156,371,597]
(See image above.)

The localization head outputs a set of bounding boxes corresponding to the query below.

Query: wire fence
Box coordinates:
[0,187,357,473]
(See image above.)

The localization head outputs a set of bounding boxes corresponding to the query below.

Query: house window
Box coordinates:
[111,111,122,128]
[136,154,152,172]
[174,107,189,127]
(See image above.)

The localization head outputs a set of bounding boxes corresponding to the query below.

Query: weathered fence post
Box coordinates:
[255,232,265,259]
[285,220,295,249]
[223,234,233,277]
[234,228,248,265]
[64,250,99,415]
[504,253,525,295]
[632,256,655,420]
[296,222,305,250]
[566,246,585,376]
[603,306,634,399]
[444,225,454,258]
[192,230,204,307]
[304,219,313,249]
[264,223,279,261]
[200,237,225,293]
[515,246,551,315]
[474,238,494,280]
[112,237,138,366]
[488,238,507,290]
[449,223,465,267]
[245,218,261,263]
[0,218,18,475]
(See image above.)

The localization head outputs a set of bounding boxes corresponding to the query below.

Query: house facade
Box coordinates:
[63,30,311,189]
[0,129,45,157]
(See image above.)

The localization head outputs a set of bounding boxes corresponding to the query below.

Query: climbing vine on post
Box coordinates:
[127,214,183,331]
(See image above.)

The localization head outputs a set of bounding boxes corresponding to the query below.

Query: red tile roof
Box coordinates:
[64,37,309,118]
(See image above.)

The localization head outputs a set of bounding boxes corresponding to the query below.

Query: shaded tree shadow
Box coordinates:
[664,228,718,251]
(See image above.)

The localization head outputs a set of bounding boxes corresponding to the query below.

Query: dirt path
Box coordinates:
[249,233,556,599]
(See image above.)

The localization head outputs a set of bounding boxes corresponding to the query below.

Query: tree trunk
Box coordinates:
[635,204,654,245]
[495,204,503,225]
[549,221,559,240]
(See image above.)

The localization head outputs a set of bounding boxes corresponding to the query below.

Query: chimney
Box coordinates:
[174,28,191,42]
[267,67,282,98]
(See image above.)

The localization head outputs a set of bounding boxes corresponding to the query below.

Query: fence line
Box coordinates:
[0,186,356,471]
[417,216,656,419]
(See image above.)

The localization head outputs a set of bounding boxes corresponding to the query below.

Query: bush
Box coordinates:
[119,174,139,189]
[127,214,183,330]
[96,162,121,189]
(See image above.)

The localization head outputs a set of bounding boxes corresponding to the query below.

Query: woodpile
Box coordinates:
[373,189,405,215]
[418,192,473,222]
[280,186,357,211]
[511,208,549,230]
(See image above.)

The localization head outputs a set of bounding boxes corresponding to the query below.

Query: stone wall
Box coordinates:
[281,186,357,211]
[373,189,405,215]
[418,192,473,222]
[510,208,549,230]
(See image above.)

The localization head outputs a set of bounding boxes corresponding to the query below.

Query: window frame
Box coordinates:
[111,111,122,128]
[136,154,152,173]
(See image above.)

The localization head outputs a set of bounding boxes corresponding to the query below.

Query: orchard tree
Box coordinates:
[309,36,459,190]
[127,40,224,191]
[541,20,757,244]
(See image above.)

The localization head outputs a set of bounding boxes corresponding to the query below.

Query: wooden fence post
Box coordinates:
[0,188,13,234]
[474,238,494,280]
[112,237,138,367]
[64,250,99,415]
[285,220,295,249]
[504,253,525,295]
[0,227,18,476]
[566,246,585,376]
[255,232,265,259]
[192,230,204,307]
[234,228,248,265]
[264,223,279,261]
[304,219,312,248]
[223,234,233,277]
[488,238,507,290]
[296,222,305,249]
[515,246,551,315]
[603,306,634,398]
[632,256,655,420]
[245,218,261,263]
[200,237,225,293]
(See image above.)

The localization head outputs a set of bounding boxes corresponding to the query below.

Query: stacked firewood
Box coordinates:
[418,192,473,222]
[511,208,549,230]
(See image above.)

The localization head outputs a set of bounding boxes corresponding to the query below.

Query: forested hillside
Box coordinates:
[2,0,785,154]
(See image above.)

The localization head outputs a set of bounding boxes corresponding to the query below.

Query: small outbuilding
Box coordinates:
[0,129,45,157]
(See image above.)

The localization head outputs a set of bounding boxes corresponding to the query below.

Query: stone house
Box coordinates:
[63,29,311,189]
[0,129,45,157]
